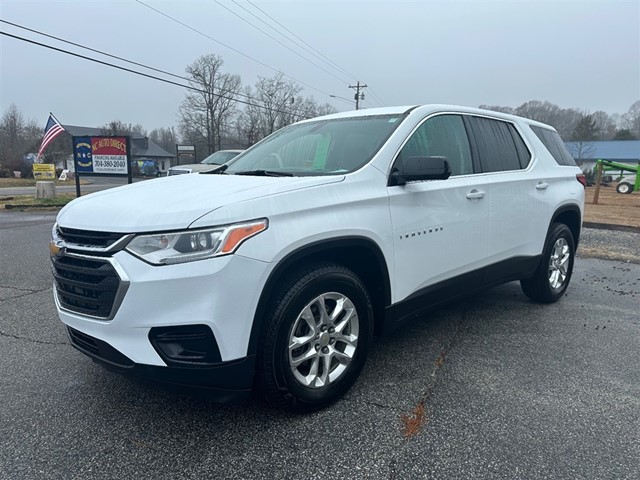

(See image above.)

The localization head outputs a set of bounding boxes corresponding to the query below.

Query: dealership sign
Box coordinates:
[72,136,130,176]
[32,163,56,180]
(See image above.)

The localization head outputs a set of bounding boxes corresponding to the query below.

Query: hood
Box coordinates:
[57,174,343,232]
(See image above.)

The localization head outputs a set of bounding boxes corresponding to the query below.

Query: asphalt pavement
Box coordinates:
[0,211,638,479]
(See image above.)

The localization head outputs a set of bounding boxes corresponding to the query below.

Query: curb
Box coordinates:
[583,222,640,234]
[4,204,66,210]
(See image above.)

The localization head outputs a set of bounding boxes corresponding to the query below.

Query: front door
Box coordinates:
[387,114,489,307]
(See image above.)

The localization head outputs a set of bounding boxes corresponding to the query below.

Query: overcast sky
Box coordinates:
[1,0,638,131]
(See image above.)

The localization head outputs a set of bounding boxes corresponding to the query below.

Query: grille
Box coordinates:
[56,226,125,250]
[52,254,122,319]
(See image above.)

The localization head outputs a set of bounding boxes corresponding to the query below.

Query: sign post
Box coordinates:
[176,144,196,166]
[72,136,132,197]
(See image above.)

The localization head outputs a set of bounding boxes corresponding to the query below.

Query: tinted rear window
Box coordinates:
[467,117,522,172]
[530,126,577,166]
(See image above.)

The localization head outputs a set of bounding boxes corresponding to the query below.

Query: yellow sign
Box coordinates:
[33,163,56,180]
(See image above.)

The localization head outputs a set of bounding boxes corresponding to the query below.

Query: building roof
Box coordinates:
[564,140,640,161]
[130,137,174,158]
[62,124,105,137]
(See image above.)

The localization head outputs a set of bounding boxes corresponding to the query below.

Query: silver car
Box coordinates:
[167,149,243,176]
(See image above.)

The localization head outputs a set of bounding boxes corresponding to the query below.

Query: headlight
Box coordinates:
[125,219,268,265]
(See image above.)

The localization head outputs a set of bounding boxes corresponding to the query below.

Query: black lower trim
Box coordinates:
[67,327,254,402]
[383,255,542,334]
[67,327,134,367]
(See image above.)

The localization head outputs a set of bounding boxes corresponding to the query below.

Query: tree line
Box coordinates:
[2,50,639,175]
[479,100,640,142]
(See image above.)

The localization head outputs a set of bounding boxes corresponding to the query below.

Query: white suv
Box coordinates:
[51,105,585,411]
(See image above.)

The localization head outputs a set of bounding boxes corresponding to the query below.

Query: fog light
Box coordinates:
[149,325,222,367]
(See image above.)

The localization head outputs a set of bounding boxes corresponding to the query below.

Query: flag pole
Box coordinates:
[49,112,64,128]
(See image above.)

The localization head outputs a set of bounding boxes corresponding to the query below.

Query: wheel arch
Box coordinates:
[247,237,392,356]
[550,204,582,248]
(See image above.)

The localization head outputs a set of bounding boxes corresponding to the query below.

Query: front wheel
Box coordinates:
[256,262,373,411]
[521,223,575,303]
[616,182,633,194]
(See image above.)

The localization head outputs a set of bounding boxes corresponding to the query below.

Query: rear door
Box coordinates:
[464,115,549,269]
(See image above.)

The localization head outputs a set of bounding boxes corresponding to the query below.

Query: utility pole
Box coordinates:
[349,81,367,110]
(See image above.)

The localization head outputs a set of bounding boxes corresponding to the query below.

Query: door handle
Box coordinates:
[466,190,485,200]
[536,182,549,190]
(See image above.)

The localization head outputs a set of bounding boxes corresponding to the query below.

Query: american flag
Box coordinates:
[37,114,65,160]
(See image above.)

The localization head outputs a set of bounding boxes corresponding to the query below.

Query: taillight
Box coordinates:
[576,174,587,188]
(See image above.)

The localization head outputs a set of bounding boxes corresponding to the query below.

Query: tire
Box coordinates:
[521,223,575,303]
[256,262,373,411]
[616,182,633,194]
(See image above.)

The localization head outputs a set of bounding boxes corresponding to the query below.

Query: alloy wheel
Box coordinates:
[288,292,359,388]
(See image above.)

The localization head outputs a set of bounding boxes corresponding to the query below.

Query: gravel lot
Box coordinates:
[578,227,640,264]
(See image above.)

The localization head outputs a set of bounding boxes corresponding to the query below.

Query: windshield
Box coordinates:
[201,151,242,165]
[225,114,405,176]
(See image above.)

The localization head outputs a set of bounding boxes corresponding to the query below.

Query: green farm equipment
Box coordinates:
[595,159,639,194]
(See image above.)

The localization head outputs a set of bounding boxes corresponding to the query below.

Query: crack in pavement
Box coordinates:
[387,308,471,478]
[401,308,469,437]
[0,285,39,292]
[0,286,52,302]
[0,330,68,346]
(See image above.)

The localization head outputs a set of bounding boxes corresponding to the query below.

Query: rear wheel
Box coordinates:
[521,223,575,303]
[256,262,373,411]
[616,182,633,194]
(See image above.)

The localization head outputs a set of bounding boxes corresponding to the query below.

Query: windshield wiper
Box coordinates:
[233,170,294,177]
[201,164,229,174]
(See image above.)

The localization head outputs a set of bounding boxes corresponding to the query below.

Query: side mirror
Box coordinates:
[389,156,452,186]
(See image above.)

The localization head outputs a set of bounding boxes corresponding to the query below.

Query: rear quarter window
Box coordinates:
[530,126,577,166]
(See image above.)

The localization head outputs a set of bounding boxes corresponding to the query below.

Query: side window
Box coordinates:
[530,126,577,166]
[508,124,532,169]
[467,116,522,172]
[398,114,473,176]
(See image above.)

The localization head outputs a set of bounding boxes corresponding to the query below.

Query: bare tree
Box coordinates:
[591,111,616,140]
[479,105,516,115]
[567,141,595,161]
[100,120,147,137]
[0,104,41,176]
[236,86,263,148]
[179,54,242,154]
[149,127,178,153]
[253,72,302,136]
[622,100,640,138]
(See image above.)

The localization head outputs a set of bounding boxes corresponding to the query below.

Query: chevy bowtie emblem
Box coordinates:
[49,241,64,257]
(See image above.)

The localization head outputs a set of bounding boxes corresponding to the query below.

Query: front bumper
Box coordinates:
[54,242,272,398]
[55,249,271,365]
[67,326,255,401]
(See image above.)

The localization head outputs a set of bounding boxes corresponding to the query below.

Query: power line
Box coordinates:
[0,18,260,105]
[242,1,385,108]
[367,89,386,107]
[211,0,350,85]
[227,0,353,84]
[0,30,301,117]
[134,0,335,99]
[244,0,358,82]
